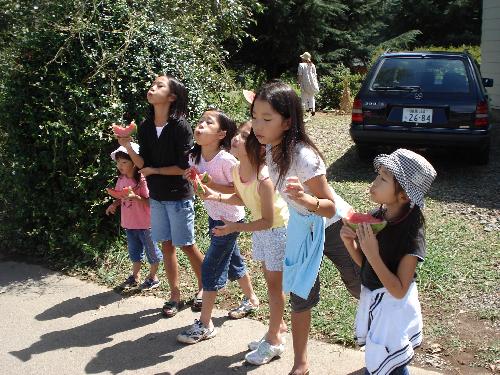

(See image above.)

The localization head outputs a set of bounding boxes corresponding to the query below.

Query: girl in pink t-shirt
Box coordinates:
[106,143,163,291]
[176,109,259,345]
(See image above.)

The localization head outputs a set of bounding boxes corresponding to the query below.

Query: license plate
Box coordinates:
[402,108,433,123]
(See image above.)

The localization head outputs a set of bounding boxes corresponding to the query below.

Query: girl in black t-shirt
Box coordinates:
[340,149,436,375]
[117,75,204,318]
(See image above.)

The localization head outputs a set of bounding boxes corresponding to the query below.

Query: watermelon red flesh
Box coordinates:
[187,167,209,192]
[345,211,387,234]
[346,212,383,224]
[112,121,136,137]
[106,187,131,199]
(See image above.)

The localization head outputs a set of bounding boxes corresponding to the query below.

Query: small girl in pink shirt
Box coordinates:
[106,143,163,290]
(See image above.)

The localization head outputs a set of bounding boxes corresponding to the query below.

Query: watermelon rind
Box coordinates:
[200,172,210,184]
[346,220,387,234]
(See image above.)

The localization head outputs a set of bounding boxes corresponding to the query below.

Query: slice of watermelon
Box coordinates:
[112,121,137,137]
[194,174,206,195]
[106,186,132,199]
[345,211,387,234]
[200,172,210,184]
[187,167,209,193]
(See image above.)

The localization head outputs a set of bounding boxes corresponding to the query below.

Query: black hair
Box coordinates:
[189,109,237,165]
[148,75,188,121]
[246,80,324,187]
[114,151,141,185]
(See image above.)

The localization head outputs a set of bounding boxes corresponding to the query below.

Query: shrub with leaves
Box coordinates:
[0,0,258,260]
[315,64,364,111]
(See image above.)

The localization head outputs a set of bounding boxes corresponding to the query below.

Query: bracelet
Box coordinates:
[218,193,222,203]
[308,196,320,213]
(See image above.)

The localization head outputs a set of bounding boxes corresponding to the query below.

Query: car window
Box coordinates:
[372,58,471,93]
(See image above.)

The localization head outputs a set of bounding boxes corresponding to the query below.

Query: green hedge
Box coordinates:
[315,64,364,110]
[0,0,255,261]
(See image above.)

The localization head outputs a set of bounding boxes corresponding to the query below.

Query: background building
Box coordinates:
[481,0,500,110]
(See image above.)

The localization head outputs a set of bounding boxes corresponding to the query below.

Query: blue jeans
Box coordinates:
[365,366,409,375]
[125,229,162,264]
[201,218,246,291]
[149,198,195,246]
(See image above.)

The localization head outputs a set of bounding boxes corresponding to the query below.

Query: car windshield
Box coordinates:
[371,57,471,93]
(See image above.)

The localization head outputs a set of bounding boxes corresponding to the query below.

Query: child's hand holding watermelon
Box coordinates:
[344,210,387,234]
[184,166,210,195]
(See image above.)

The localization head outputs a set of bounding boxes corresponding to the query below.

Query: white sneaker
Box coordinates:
[245,340,285,365]
[248,335,286,351]
[177,319,217,344]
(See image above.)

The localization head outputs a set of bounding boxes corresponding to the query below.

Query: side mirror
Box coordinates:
[482,78,494,87]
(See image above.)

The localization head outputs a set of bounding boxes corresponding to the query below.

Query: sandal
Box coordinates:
[228,297,259,319]
[190,294,203,312]
[162,300,183,318]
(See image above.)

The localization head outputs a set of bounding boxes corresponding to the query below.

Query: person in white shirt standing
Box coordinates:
[297,52,319,116]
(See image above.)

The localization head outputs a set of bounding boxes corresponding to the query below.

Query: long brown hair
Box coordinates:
[246,80,323,187]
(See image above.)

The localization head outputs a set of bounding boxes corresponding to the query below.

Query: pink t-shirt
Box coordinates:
[115,175,151,229]
[190,150,245,222]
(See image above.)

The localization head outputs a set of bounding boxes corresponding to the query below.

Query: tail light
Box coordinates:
[352,98,363,123]
[474,101,489,127]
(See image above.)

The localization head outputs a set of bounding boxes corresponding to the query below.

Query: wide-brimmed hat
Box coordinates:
[373,149,436,209]
[110,142,139,161]
[300,52,311,61]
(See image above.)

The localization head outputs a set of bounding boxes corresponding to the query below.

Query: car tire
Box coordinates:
[356,144,374,160]
[472,142,490,165]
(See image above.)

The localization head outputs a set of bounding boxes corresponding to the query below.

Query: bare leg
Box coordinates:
[236,273,259,307]
[161,240,180,302]
[148,262,159,281]
[263,268,286,346]
[131,262,141,281]
[199,290,217,328]
[181,244,204,297]
[289,309,311,375]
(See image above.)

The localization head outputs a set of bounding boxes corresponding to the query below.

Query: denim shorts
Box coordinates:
[149,198,195,246]
[125,229,163,264]
[289,220,361,312]
[202,217,247,291]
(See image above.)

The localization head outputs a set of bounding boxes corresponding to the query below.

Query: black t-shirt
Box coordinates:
[360,207,426,291]
[137,117,194,201]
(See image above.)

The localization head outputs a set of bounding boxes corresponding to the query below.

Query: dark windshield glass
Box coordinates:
[372,58,470,93]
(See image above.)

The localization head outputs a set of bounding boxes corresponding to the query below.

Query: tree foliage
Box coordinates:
[230,0,480,79]
[0,0,258,259]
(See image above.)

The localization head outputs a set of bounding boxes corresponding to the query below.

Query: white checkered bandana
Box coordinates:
[373,149,437,209]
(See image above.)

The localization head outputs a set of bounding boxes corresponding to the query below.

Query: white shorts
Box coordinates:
[252,226,287,272]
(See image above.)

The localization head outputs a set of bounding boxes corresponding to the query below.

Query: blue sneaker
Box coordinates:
[120,275,138,289]
[140,278,160,290]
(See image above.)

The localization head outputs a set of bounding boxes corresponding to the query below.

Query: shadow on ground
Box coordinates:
[326,125,500,210]
[0,260,58,293]
[35,290,124,320]
[10,308,162,362]
[346,369,366,375]
[84,316,231,374]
